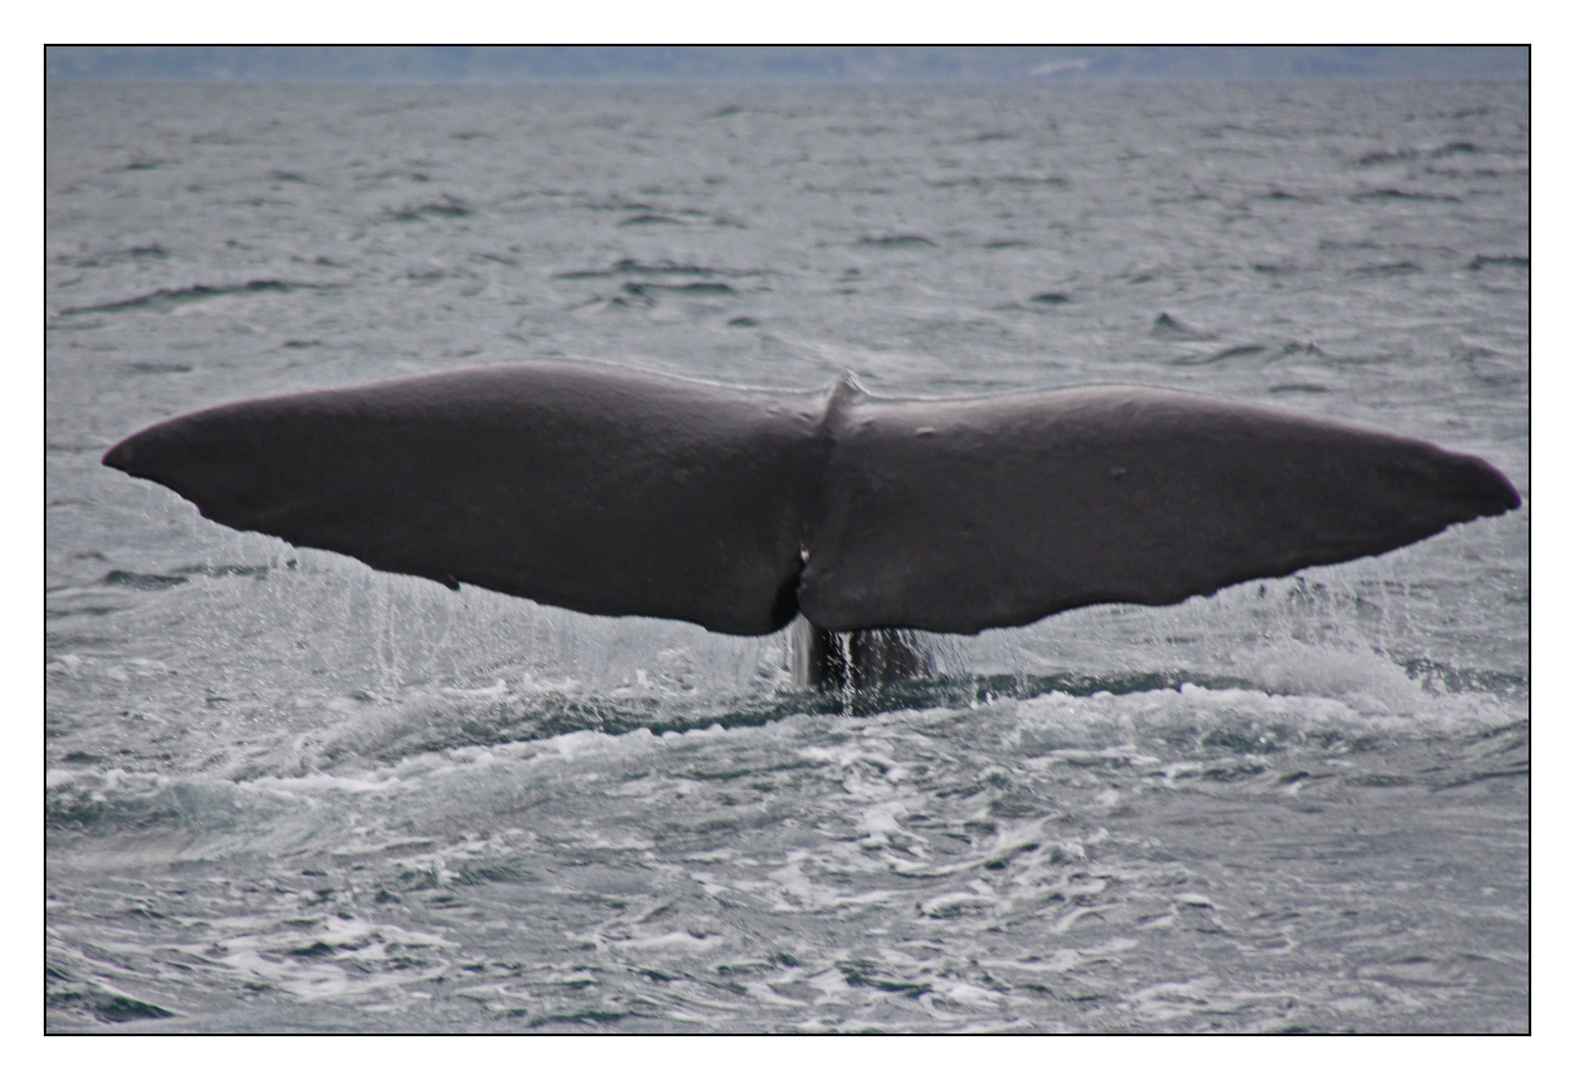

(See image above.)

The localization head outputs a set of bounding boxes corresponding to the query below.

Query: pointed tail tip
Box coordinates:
[101,429,166,481]
[1464,454,1521,515]
[101,436,135,473]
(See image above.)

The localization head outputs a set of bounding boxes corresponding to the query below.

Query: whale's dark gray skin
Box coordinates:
[103,361,1521,643]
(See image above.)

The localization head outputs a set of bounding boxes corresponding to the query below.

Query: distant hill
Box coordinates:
[45,46,1530,85]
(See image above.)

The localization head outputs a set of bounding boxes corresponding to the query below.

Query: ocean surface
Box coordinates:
[45,80,1528,1032]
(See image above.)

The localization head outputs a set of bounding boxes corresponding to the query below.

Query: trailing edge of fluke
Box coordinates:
[103,361,1521,637]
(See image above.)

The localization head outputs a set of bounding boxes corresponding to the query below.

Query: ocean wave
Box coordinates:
[556,259,742,280]
[386,195,472,221]
[46,643,1523,806]
[619,213,684,227]
[1169,343,1267,366]
[621,281,737,300]
[55,244,171,268]
[56,279,332,316]
[1350,261,1424,276]
[1469,254,1528,271]
[857,234,937,249]
[122,361,193,375]
[927,174,1067,189]
[1150,312,1213,340]
[1350,188,1463,203]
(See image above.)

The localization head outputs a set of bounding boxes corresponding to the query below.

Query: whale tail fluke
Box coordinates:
[103,361,1520,644]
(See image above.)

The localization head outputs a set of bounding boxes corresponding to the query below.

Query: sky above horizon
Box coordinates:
[45,46,1530,84]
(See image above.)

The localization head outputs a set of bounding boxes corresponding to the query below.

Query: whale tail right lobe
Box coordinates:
[797,384,1521,633]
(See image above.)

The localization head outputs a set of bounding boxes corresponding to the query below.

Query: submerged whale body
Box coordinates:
[103,361,1520,644]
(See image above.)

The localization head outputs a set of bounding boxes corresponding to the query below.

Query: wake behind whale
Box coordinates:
[102,361,1519,685]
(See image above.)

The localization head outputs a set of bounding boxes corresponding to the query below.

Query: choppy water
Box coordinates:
[46,80,1527,1032]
